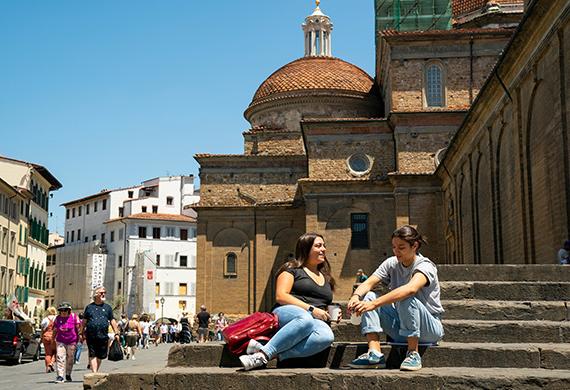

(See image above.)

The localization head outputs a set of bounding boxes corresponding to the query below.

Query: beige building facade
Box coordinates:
[0,156,62,321]
[0,178,29,306]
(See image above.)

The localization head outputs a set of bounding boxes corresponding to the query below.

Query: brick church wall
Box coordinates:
[390,55,502,112]
[439,3,570,264]
[243,130,306,155]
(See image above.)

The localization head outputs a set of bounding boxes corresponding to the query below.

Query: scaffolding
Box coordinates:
[375,0,452,32]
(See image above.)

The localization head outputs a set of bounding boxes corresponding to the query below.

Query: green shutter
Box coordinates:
[24,287,29,302]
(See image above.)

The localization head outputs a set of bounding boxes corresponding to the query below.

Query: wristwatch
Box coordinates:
[307,305,315,313]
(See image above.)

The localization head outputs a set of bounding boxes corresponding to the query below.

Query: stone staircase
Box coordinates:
[84,265,570,389]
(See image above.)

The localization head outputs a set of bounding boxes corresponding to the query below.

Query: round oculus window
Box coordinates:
[347,153,372,176]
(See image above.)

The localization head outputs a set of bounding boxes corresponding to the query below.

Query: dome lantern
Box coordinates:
[302,1,333,57]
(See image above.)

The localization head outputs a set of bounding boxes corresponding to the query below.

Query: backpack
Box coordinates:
[222,312,279,355]
[42,317,55,342]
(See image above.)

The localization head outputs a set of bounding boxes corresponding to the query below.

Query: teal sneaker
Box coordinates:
[348,350,386,369]
[400,351,422,371]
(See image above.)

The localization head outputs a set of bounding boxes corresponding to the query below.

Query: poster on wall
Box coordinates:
[91,254,107,289]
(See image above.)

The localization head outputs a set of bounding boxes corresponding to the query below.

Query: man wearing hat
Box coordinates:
[81,286,120,373]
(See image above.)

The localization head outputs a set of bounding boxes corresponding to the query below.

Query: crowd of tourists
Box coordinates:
[38,287,231,384]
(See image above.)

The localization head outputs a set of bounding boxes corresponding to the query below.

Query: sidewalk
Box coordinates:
[50,344,170,390]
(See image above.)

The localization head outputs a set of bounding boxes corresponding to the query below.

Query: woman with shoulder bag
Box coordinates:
[53,302,81,383]
[239,232,338,370]
[40,306,57,373]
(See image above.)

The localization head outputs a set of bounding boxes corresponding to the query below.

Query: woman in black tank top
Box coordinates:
[239,232,338,371]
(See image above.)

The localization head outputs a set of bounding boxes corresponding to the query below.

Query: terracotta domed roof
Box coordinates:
[250,57,375,106]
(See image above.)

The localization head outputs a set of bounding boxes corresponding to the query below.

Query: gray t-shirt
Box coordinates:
[372,255,444,315]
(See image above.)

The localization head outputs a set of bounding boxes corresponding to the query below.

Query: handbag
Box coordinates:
[108,338,124,361]
[222,312,279,355]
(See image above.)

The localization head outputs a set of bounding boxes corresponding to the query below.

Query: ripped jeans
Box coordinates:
[260,304,334,361]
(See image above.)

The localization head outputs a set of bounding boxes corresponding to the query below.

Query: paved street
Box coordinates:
[0,343,171,390]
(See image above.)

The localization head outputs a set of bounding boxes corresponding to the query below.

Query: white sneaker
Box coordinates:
[131,356,136,360]
[239,352,268,371]
[246,339,262,355]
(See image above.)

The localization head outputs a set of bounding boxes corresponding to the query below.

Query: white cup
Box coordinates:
[327,304,341,321]
[350,312,362,325]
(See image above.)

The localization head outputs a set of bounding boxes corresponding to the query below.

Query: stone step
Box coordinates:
[441,300,570,321]
[440,281,570,301]
[83,366,570,389]
[167,342,570,370]
[333,300,569,321]
[332,319,570,343]
[437,264,570,282]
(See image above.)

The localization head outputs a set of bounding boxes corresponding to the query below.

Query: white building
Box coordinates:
[106,213,197,319]
[0,155,62,321]
[58,175,199,319]
[45,233,63,310]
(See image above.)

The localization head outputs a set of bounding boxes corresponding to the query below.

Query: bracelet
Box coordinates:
[351,293,362,300]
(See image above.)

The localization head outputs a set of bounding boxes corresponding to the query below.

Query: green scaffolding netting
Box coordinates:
[376,0,452,32]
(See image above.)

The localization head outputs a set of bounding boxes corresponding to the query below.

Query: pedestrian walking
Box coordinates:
[139,314,151,349]
[124,314,141,360]
[74,312,84,363]
[53,302,81,383]
[81,286,120,373]
[168,322,177,343]
[40,306,57,373]
[196,305,210,343]
[160,322,168,343]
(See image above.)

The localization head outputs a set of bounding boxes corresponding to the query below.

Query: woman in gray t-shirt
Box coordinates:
[347,225,444,371]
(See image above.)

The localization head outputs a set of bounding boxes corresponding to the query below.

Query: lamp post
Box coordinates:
[160,297,165,320]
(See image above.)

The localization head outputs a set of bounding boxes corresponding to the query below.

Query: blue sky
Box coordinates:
[0,0,375,233]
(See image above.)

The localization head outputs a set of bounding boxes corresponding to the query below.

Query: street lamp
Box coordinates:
[160,297,165,320]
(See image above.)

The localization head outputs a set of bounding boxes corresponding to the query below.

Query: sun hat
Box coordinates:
[57,302,72,311]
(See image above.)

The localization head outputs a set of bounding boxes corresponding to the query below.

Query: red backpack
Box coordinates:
[222,312,279,355]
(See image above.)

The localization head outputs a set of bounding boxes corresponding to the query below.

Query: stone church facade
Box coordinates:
[195,0,569,315]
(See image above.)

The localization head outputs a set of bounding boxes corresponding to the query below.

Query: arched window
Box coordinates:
[224,252,237,278]
[425,63,445,107]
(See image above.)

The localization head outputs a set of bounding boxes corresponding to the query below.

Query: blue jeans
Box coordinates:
[361,292,444,344]
[260,305,334,361]
[74,342,82,363]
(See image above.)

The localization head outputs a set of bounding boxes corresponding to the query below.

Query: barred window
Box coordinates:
[426,63,444,107]
[351,213,369,249]
[224,252,237,277]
